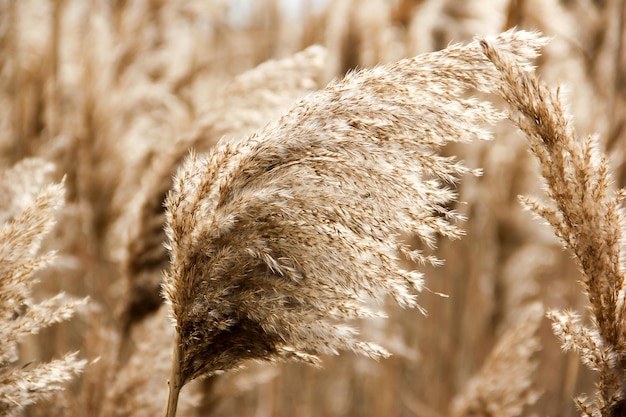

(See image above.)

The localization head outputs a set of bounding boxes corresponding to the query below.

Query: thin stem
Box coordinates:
[164,332,183,417]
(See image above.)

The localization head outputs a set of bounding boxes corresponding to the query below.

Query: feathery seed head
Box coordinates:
[162,29,548,415]
[479,31,626,417]
[0,159,87,416]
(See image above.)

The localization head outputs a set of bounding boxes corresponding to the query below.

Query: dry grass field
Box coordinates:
[2,1,626,416]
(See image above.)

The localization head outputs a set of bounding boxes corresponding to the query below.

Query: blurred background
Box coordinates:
[2,0,626,416]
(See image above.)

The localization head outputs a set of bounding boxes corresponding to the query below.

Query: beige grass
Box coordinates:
[2,1,626,416]
[0,159,86,416]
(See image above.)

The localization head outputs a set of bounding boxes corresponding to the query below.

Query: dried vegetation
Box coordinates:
[2,1,626,417]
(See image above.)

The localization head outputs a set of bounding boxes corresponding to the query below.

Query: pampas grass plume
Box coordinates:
[161,30,547,417]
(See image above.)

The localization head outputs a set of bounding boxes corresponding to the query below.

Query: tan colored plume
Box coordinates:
[480,32,626,417]
[0,159,87,417]
[161,29,548,417]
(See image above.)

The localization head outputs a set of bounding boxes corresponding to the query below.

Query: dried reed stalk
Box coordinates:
[0,159,87,416]
[161,30,547,417]
[480,33,626,417]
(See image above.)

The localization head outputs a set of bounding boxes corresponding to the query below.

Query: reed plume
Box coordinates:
[480,34,626,417]
[0,159,86,417]
[161,29,547,416]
